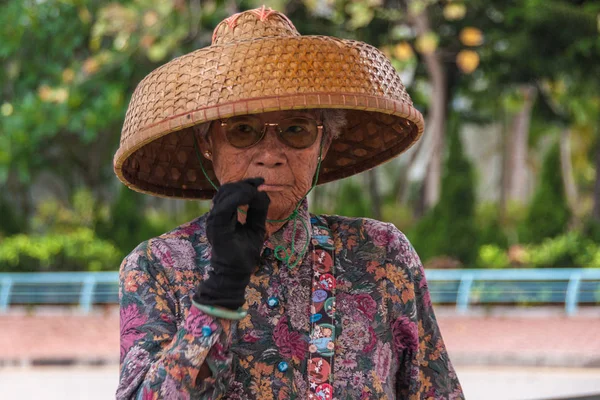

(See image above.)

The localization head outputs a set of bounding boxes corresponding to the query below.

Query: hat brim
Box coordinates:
[114,35,424,199]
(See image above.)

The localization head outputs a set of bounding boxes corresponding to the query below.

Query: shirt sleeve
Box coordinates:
[116,247,234,400]
[383,225,465,399]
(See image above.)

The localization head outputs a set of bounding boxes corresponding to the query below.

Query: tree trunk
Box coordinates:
[366,169,382,220]
[559,128,578,217]
[411,10,447,210]
[505,85,537,205]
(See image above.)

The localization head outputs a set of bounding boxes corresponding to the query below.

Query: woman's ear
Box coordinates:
[194,122,214,160]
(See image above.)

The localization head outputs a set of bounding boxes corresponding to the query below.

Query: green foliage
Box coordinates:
[475,202,509,249]
[583,218,600,244]
[1,0,598,273]
[333,179,371,218]
[477,231,600,269]
[0,188,122,272]
[0,197,24,237]
[411,117,478,266]
[96,186,154,256]
[0,0,221,217]
[477,245,510,269]
[96,186,211,256]
[519,143,571,243]
[381,202,415,234]
[31,189,99,233]
[524,231,597,268]
[144,200,211,238]
[0,228,122,272]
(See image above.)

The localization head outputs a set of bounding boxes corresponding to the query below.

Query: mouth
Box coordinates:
[258,183,289,192]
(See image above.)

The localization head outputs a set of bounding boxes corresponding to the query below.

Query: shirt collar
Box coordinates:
[262,198,312,261]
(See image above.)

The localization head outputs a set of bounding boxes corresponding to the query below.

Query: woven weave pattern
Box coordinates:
[114,7,424,199]
[212,6,299,44]
[120,37,413,146]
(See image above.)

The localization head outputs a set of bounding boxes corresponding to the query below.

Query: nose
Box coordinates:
[252,127,286,168]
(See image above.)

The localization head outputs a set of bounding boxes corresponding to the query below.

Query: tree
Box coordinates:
[520,143,571,243]
[96,186,150,256]
[411,115,478,265]
[0,0,227,225]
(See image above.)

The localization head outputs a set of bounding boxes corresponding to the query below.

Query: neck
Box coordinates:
[237,202,300,238]
[265,220,286,237]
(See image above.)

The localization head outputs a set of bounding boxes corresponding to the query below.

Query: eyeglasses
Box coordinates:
[220,115,323,149]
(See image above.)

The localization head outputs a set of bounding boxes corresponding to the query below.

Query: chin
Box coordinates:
[266,193,300,213]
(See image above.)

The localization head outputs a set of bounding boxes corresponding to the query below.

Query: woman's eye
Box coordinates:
[237,124,253,133]
[286,125,305,134]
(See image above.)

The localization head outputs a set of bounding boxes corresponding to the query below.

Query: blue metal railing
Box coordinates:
[426,268,600,315]
[0,269,599,315]
[0,272,119,314]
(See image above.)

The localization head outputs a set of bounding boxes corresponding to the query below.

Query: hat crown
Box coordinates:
[212,6,300,45]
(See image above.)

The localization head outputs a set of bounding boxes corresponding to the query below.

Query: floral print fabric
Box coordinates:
[117,201,464,399]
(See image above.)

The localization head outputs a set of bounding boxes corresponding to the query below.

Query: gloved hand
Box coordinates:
[193,178,270,310]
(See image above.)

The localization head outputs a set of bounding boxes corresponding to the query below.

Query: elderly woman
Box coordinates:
[114,7,463,400]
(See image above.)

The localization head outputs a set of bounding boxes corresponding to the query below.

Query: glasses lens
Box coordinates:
[224,116,263,148]
[278,118,319,149]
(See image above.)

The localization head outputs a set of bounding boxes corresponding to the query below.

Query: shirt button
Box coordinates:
[277,361,289,372]
[267,296,279,308]
[201,325,213,337]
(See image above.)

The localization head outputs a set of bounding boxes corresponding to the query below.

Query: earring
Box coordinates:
[204,150,212,159]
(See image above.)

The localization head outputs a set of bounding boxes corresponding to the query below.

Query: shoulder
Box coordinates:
[316,214,414,254]
[119,213,209,277]
[316,213,423,276]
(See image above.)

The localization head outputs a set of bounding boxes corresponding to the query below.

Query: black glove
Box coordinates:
[194,178,270,310]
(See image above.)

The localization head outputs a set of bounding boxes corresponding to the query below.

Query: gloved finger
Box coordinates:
[241,177,265,188]
[209,181,262,230]
[213,178,265,210]
[245,191,270,233]
[212,177,265,205]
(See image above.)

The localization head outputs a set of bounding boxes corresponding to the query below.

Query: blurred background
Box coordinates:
[1,0,600,399]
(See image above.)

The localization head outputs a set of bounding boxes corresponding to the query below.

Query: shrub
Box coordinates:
[477,245,511,269]
[475,202,509,249]
[0,196,24,237]
[31,188,98,233]
[523,231,600,268]
[519,143,570,243]
[334,178,371,218]
[0,228,122,272]
[96,186,153,255]
[476,231,600,269]
[381,202,415,233]
[523,232,581,268]
[411,117,478,266]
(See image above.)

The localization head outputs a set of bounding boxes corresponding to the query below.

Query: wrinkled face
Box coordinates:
[201,110,330,217]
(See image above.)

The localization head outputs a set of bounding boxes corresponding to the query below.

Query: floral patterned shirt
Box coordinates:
[117,201,464,399]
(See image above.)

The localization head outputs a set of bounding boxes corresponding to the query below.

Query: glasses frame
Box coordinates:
[219,116,324,149]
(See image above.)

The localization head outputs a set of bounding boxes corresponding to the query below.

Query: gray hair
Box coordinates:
[193,108,347,141]
[320,109,347,140]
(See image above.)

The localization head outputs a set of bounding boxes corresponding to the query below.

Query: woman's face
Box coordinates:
[202,110,329,217]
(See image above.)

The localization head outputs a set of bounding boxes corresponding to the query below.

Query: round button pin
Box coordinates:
[201,325,213,337]
[319,274,336,291]
[277,361,289,372]
[315,383,333,400]
[310,313,322,323]
[267,296,279,308]
[312,289,327,303]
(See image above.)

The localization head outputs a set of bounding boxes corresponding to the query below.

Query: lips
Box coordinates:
[258,183,289,191]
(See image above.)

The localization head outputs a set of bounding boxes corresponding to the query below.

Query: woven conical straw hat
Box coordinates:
[113,6,424,199]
